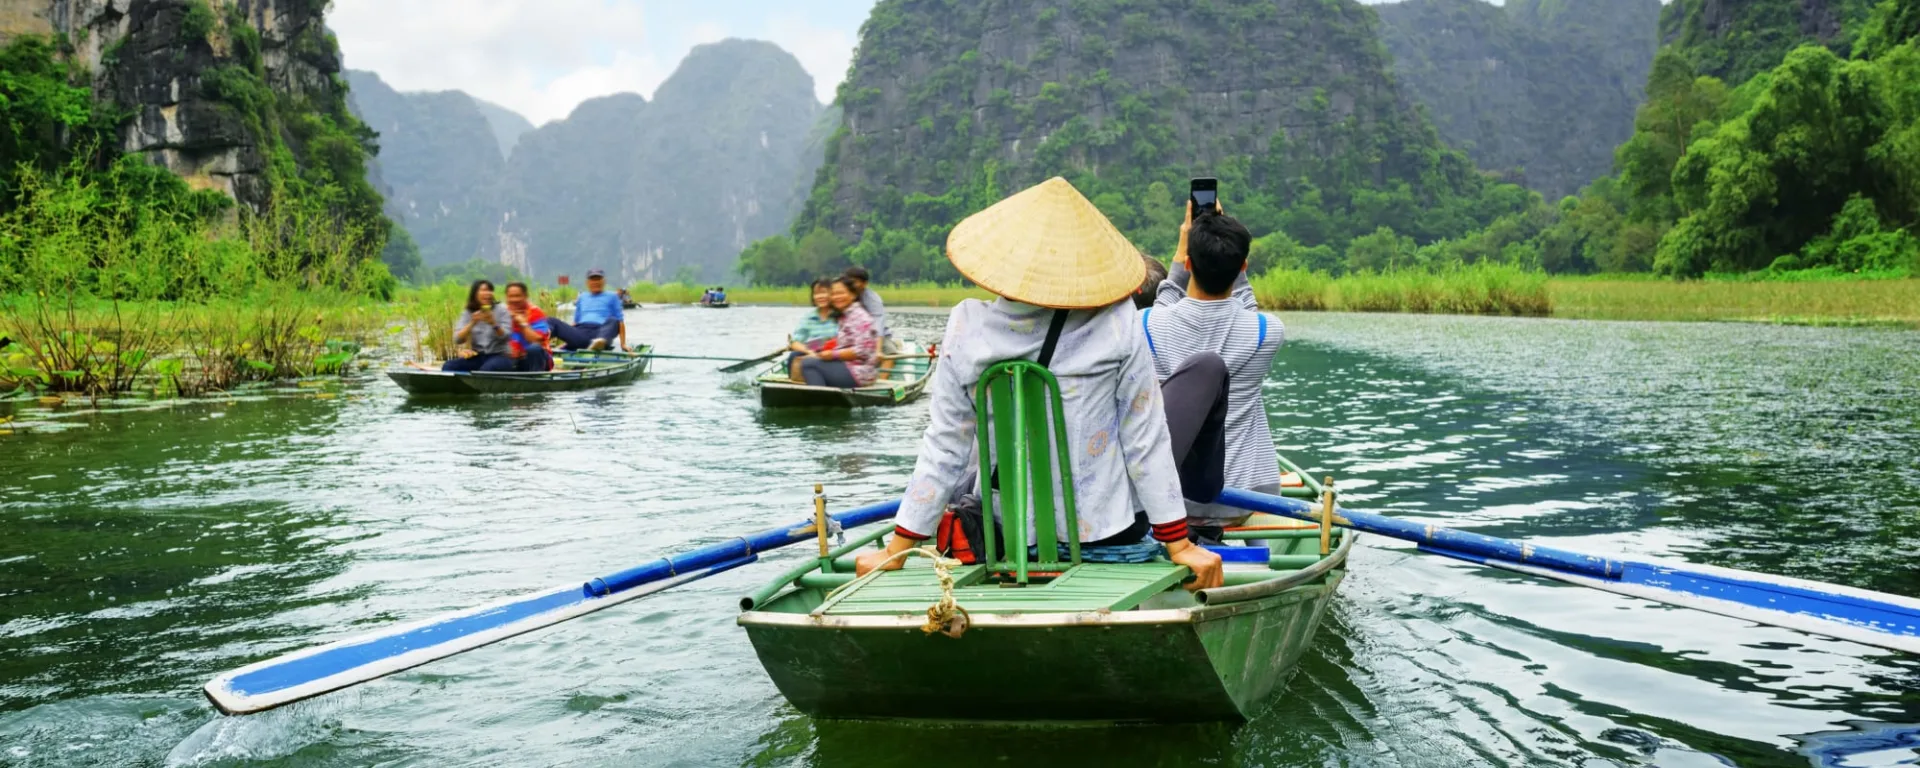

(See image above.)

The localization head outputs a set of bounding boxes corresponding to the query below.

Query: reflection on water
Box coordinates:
[1,308,1917,766]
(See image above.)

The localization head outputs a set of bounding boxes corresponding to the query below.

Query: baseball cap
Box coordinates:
[586,268,606,278]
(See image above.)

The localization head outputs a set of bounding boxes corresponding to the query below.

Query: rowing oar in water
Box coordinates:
[603,349,785,371]
[1218,488,1920,653]
[203,499,901,715]
[719,349,788,373]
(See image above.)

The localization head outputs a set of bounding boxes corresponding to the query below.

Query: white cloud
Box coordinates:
[331,1,874,122]
[758,13,856,104]
[331,0,667,125]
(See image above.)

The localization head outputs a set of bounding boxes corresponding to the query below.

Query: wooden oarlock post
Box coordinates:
[814,484,832,572]
[1319,477,1335,556]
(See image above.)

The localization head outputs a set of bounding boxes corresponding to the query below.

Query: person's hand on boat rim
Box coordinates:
[1165,539,1224,591]
[855,534,919,576]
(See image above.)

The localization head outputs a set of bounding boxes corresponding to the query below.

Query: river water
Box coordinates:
[3,307,1918,767]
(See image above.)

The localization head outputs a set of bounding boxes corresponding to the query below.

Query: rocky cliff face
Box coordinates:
[1376,0,1662,200]
[471,97,533,159]
[487,38,822,282]
[1,0,354,210]
[492,92,649,279]
[1659,0,1875,82]
[795,0,1499,257]
[346,69,507,268]
[612,39,823,283]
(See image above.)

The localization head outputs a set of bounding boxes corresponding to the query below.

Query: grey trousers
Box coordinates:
[1160,352,1230,504]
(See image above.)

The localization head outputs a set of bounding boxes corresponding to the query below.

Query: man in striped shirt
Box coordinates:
[1144,203,1284,539]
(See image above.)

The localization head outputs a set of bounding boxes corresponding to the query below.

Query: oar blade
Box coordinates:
[1422,543,1920,654]
[719,349,786,373]
[204,556,753,715]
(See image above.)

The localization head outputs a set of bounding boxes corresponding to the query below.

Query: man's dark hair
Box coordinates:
[810,277,834,291]
[843,266,871,284]
[505,281,529,297]
[1134,253,1168,309]
[1187,210,1252,296]
[464,280,495,312]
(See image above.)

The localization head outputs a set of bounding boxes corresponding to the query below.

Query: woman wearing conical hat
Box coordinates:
[855,178,1224,590]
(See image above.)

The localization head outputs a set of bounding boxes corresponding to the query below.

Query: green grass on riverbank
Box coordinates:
[1,290,390,399]
[1253,264,1553,316]
[1549,277,1920,327]
[708,269,1915,328]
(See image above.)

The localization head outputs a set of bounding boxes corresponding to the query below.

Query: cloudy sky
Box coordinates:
[331,0,1422,127]
[331,0,881,125]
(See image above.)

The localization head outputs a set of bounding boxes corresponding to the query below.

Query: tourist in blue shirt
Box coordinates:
[547,269,626,351]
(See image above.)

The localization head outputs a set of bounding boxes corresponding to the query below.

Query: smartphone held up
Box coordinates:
[1189,177,1218,216]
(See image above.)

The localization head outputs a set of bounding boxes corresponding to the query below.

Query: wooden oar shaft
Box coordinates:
[1217,489,1621,580]
[204,499,902,715]
[639,353,760,363]
[1217,488,1920,654]
[718,348,789,373]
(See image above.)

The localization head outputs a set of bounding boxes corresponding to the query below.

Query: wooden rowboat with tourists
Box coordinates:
[754,341,936,408]
[388,348,653,396]
[737,359,1351,722]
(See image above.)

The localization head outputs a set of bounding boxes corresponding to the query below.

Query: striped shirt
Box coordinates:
[858,289,888,338]
[1147,263,1284,523]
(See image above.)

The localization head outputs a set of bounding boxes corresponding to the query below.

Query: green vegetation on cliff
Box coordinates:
[742,0,1540,286]
[1658,0,1876,83]
[1,0,409,297]
[1530,0,1920,277]
[1,29,394,300]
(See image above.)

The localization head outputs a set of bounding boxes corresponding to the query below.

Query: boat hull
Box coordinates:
[386,370,479,395]
[757,378,928,408]
[739,572,1343,723]
[755,343,934,409]
[388,349,651,396]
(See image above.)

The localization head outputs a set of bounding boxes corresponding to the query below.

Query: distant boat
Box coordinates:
[387,348,652,396]
[753,341,934,408]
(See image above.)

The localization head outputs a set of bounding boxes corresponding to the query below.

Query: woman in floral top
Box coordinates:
[798,277,880,388]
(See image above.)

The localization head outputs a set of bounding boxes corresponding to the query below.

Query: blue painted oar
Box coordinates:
[204,500,900,715]
[1219,489,1920,654]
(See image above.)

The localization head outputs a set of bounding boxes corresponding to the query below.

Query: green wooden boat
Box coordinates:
[755,341,935,408]
[738,360,1351,723]
[387,348,652,396]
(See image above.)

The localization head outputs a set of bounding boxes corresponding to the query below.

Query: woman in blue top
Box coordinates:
[785,278,840,381]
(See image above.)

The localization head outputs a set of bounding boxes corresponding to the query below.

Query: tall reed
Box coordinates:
[1251,263,1552,316]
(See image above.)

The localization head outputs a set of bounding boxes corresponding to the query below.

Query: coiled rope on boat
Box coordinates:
[825,546,970,638]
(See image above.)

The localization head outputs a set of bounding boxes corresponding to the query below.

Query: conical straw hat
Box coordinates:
[946,177,1146,309]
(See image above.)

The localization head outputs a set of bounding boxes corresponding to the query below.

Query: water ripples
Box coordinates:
[2,309,1918,766]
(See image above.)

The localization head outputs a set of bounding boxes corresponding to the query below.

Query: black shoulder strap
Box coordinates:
[1036,309,1070,368]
